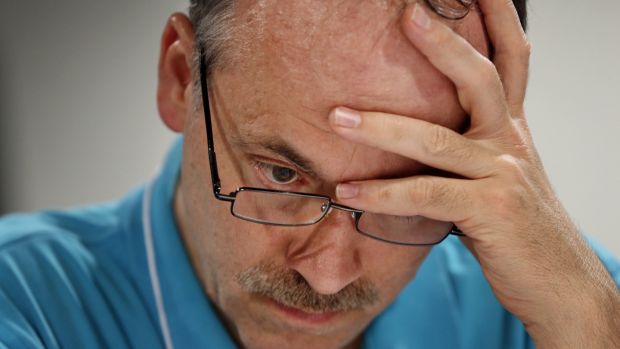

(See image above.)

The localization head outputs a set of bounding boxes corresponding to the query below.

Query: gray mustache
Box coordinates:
[236,263,380,313]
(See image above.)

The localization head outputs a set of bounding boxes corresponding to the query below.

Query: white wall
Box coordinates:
[0,0,183,212]
[1,1,618,256]
[525,1,620,255]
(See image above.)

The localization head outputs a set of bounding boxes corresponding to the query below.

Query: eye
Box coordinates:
[257,162,300,185]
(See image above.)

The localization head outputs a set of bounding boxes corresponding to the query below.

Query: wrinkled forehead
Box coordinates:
[228,0,485,69]
[210,0,487,182]
[230,0,421,81]
[242,0,412,97]
[234,0,409,48]
[222,0,486,117]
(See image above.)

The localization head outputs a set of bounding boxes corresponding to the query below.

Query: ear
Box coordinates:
[157,13,195,133]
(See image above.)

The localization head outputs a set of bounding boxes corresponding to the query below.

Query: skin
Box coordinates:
[157,0,620,348]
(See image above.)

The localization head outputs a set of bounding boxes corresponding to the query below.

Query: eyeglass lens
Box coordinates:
[231,189,453,245]
[232,190,330,226]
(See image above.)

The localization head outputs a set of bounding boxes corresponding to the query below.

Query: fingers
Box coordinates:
[401,3,510,133]
[329,107,499,179]
[478,0,531,116]
[335,175,474,223]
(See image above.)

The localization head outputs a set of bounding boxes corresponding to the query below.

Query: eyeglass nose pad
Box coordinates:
[320,203,329,213]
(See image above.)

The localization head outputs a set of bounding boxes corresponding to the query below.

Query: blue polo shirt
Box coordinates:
[1,138,618,349]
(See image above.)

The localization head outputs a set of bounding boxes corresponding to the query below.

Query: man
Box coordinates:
[0,0,618,348]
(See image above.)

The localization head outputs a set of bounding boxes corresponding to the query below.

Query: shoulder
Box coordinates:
[0,204,123,285]
[0,205,121,279]
[0,206,117,348]
[0,185,147,265]
[0,194,162,349]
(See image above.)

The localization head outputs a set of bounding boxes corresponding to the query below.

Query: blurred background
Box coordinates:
[0,1,618,255]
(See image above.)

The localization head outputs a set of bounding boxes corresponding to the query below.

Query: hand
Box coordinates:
[328,1,620,347]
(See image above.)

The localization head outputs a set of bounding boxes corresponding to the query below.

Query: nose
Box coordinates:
[286,207,363,295]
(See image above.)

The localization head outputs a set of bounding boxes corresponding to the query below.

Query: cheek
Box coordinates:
[179,98,295,299]
[188,182,291,305]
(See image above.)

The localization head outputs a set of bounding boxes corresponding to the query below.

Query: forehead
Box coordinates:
[211,0,487,182]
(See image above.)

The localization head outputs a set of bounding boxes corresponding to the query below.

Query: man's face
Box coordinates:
[176,1,487,348]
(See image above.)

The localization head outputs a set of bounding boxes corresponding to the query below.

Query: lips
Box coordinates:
[268,298,342,325]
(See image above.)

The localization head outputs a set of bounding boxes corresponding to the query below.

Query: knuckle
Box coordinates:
[466,59,500,92]
[484,156,532,217]
[520,39,532,59]
[429,26,450,46]
[484,184,525,216]
[495,154,519,169]
[425,125,453,157]
[376,184,394,204]
[387,117,409,144]
[494,154,526,180]
[479,60,500,87]
[408,177,434,207]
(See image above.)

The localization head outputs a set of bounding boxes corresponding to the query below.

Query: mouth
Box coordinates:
[266,298,343,325]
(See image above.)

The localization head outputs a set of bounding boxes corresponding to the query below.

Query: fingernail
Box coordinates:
[411,3,431,30]
[336,184,359,199]
[331,107,361,128]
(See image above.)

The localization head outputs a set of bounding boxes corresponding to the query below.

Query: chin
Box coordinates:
[222,293,372,349]
[235,325,363,349]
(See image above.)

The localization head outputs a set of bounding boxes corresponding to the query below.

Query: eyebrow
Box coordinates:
[229,134,321,179]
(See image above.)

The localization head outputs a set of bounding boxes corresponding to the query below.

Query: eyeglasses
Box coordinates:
[198,49,464,246]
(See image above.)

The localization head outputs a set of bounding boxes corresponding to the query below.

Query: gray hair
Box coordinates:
[188,0,235,111]
[189,0,235,78]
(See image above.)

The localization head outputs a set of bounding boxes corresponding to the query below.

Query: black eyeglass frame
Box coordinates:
[198,48,464,246]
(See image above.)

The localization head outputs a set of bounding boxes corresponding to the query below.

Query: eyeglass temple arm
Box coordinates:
[199,49,235,201]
